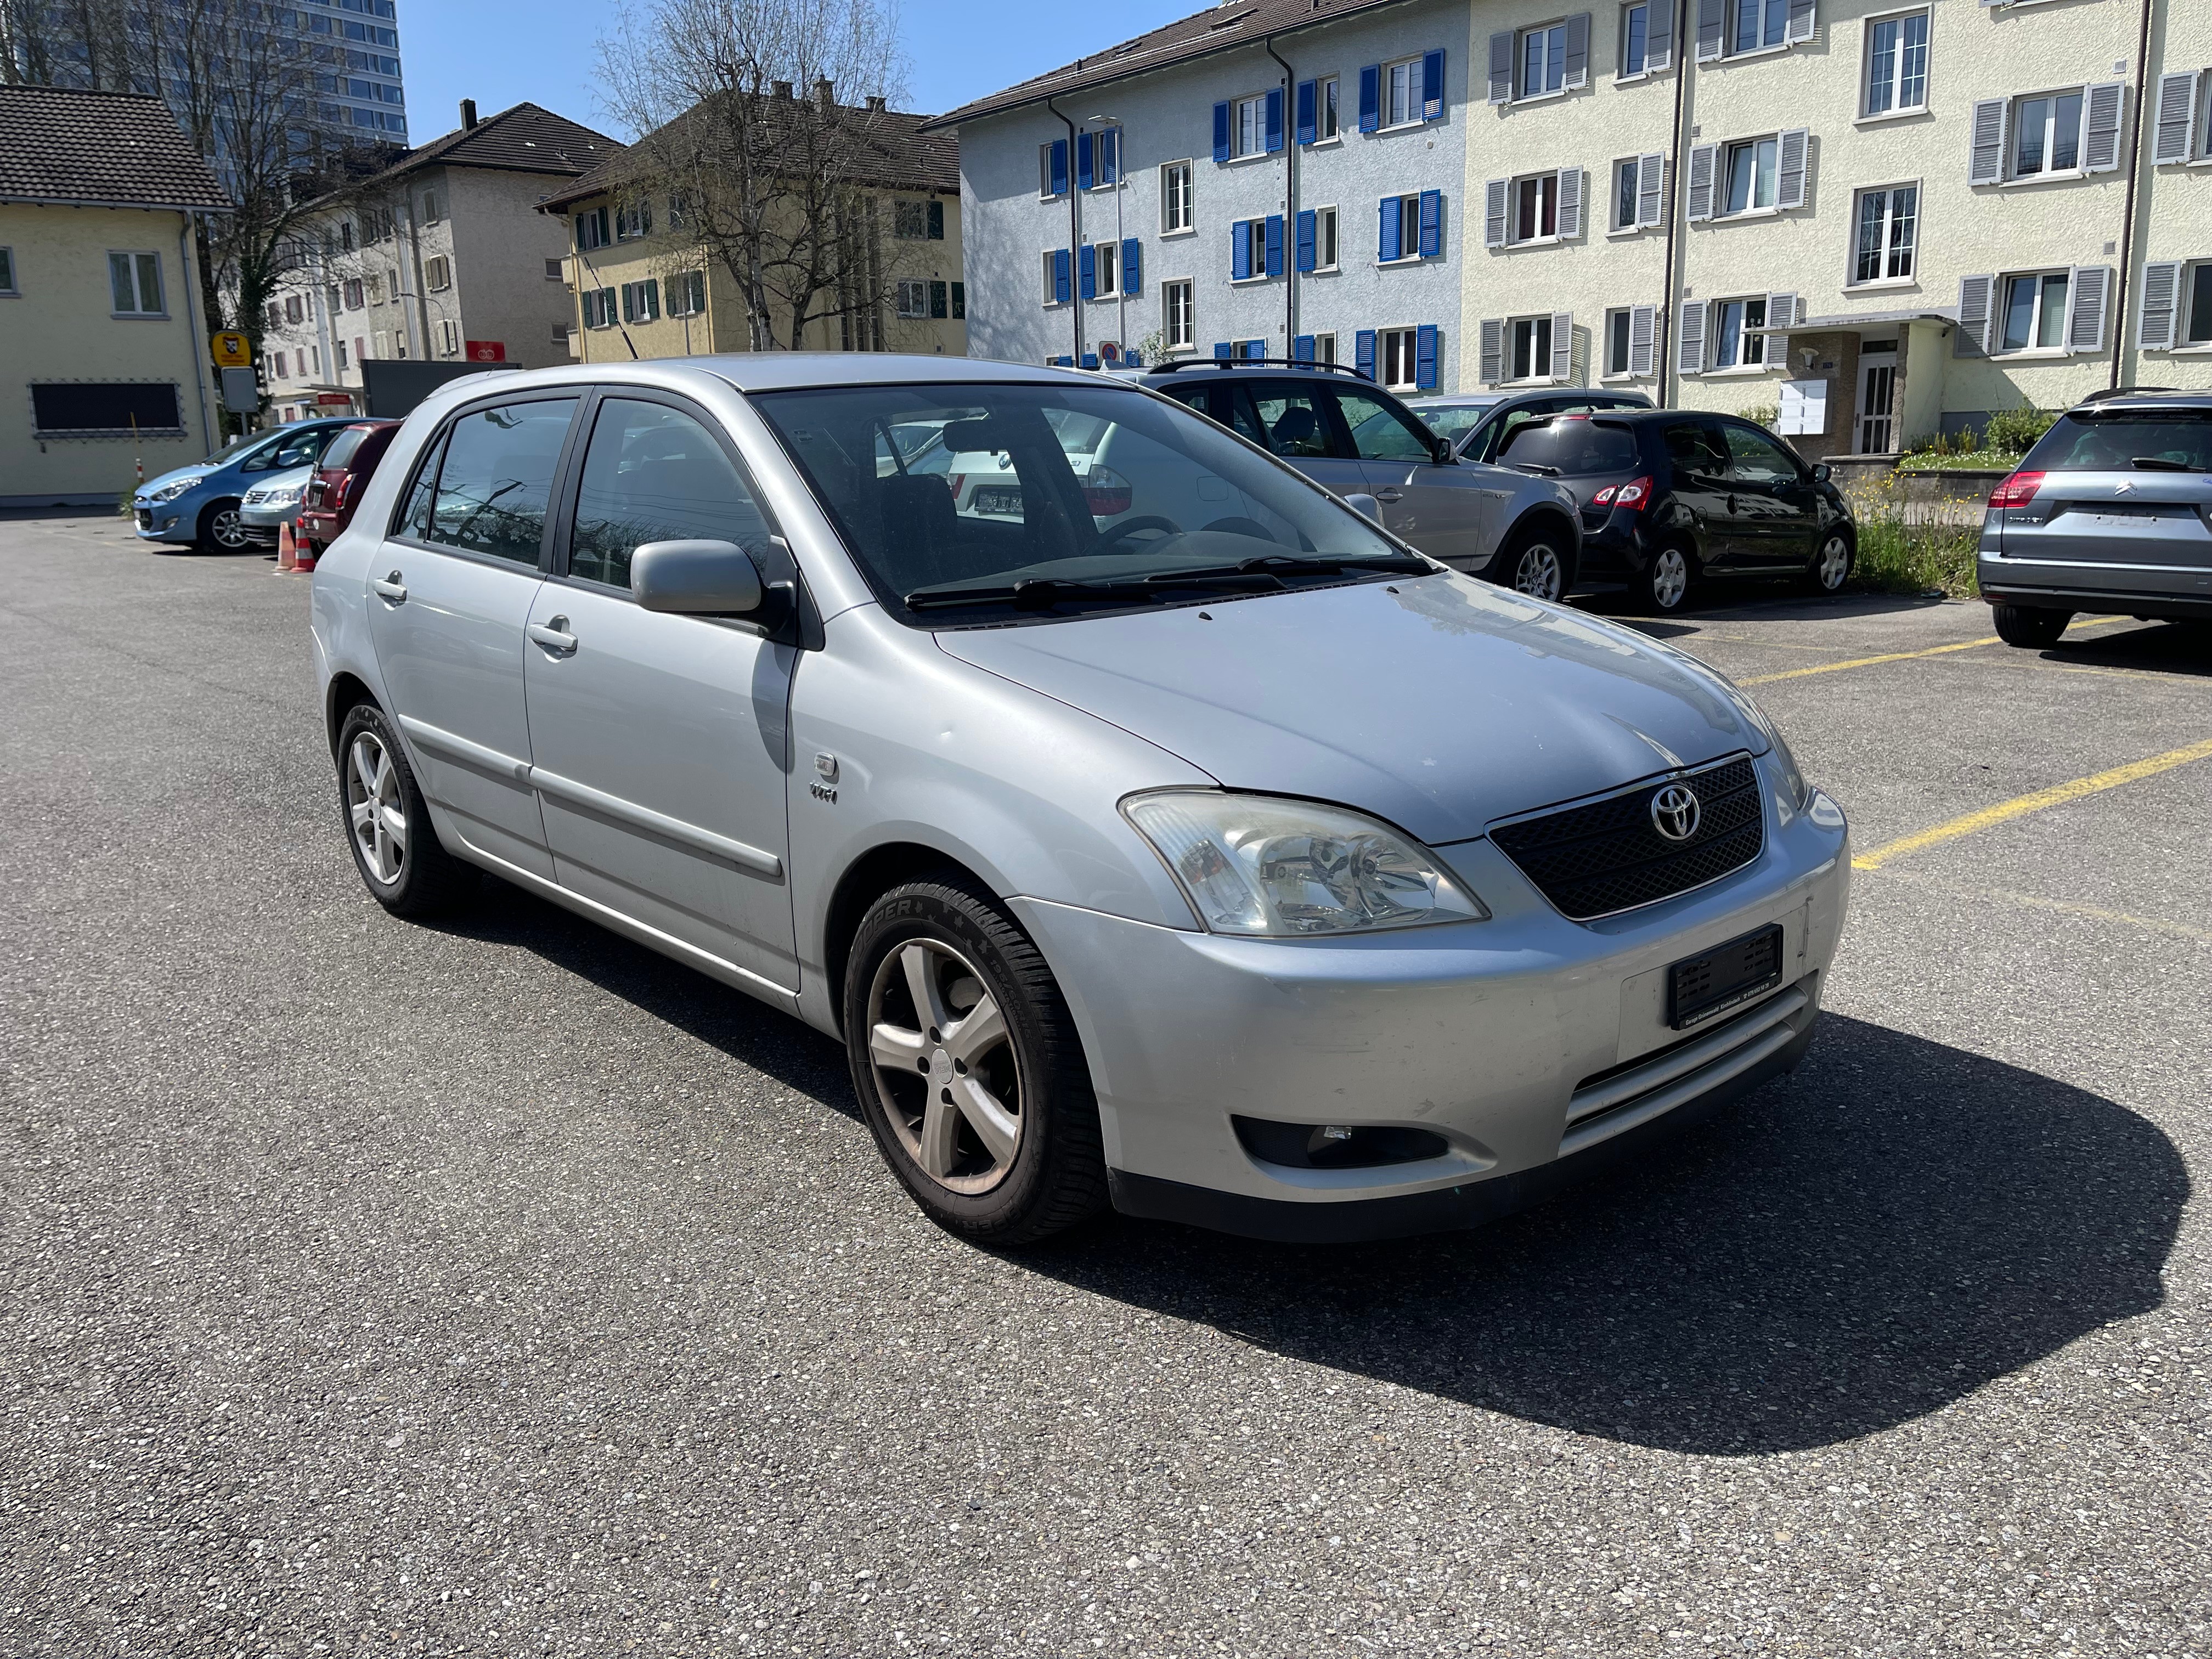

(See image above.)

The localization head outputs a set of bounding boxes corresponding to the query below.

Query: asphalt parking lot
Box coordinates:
[4,509,2209,1658]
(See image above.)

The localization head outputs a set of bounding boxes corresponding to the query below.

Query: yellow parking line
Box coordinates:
[1874,872,2212,943]
[1852,737,2212,871]
[1737,617,2130,687]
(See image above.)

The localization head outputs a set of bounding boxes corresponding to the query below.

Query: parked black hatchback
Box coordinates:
[1497,410,1856,613]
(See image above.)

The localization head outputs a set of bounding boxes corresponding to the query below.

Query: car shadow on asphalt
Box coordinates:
[2041,619,2212,678]
[1017,1013,2186,1457]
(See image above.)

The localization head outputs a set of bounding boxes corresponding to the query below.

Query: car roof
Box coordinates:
[442,353,1095,400]
[2069,388,2212,412]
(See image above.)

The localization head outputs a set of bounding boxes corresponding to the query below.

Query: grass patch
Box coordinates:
[1897,450,2023,473]
[1854,515,1980,598]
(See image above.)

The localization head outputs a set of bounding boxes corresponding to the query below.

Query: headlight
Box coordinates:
[1767,726,1811,812]
[146,477,201,503]
[1123,791,1489,936]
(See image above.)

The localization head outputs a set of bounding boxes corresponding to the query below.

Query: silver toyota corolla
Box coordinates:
[309,356,1851,1245]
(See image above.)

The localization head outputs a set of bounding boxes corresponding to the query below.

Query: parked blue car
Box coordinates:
[132,417,358,551]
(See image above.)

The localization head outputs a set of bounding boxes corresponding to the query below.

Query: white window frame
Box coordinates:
[1510,172,1561,245]
[2009,87,2088,182]
[1163,278,1196,350]
[1312,205,1340,272]
[616,202,651,241]
[1995,268,2070,354]
[1859,7,1928,121]
[1720,135,1780,216]
[425,255,451,291]
[1040,142,1062,199]
[1378,324,1421,391]
[1041,251,1062,307]
[1232,218,1269,283]
[1514,25,1567,101]
[422,189,441,224]
[1610,157,1641,233]
[1091,239,1118,297]
[1,246,20,295]
[1603,306,1634,377]
[1160,160,1194,235]
[1506,314,1558,383]
[575,208,609,251]
[1309,331,1339,364]
[2181,262,2212,348]
[1848,182,1919,287]
[1384,190,1425,262]
[1709,295,1770,370]
[1233,92,1267,158]
[1727,0,1790,59]
[273,352,287,380]
[108,250,164,316]
[1314,75,1341,142]
[1385,54,1426,126]
[895,279,929,319]
[436,318,459,356]
[668,269,706,317]
[1618,2,1653,80]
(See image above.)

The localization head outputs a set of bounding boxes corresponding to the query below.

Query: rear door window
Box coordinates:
[568,398,778,590]
[1327,385,1434,462]
[1663,421,1730,477]
[424,398,578,565]
[1720,422,1803,484]
[1499,419,1641,476]
[320,427,369,472]
[1241,385,1341,459]
[2023,413,2212,472]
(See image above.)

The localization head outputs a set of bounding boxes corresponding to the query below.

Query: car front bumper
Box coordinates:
[132,500,194,541]
[239,502,302,544]
[1011,769,1849,1242]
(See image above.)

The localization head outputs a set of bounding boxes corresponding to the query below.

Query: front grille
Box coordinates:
[133,509,151,529]
[1489,755,1763,920]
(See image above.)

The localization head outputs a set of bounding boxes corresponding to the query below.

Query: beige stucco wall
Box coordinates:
[0,202,219,503]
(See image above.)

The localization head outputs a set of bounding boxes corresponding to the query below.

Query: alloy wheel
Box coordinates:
[865,939,1024,1195]
[346,731,407,885]
[210,507,249,550]
[1513,544,1564,602]
[1649,547,1689,610]
[1815,534,1850,591]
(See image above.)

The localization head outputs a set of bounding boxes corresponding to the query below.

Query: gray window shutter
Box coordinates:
[1488,32,1514,103]
[1785,0,1814,45]
[1765,292,1799,330]
[1776,128,1809,210]
[2066,266,2112,352]
[2153,71,2200,165]
[1677,301,1706,373]
[1637,152,1666,227]
[1954,274,1994,357]
[1480,318,1505,385]
[2138,261,2183,349]
[1485,177,1509,247]
[1629,303,1657,377]
[2084,82,2125,173]
[1696,0,1725,62]
[1565,13,1591,89]
[1968,99,2007,185]
[1550,312,1573,380]
[1645,2,1672,70]
[1557,166,1584,238]
[1686,143,1719,222]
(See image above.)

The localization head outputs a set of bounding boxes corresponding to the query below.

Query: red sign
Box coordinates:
[465,341,506,362]
[315,392,355,407]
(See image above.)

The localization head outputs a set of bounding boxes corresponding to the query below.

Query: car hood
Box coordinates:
[245,466,315,496]
[934,571,1769,846]
[138,460,221,496]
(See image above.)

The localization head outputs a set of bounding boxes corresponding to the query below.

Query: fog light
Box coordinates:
[1232,1116,1449,1170]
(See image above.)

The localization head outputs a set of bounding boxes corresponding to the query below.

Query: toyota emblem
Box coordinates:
[1650,782,1701,842]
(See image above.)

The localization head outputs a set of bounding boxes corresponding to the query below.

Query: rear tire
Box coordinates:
[1991,604,2071,650]
[1486,521,1576,603]
[844,876,1108,1245]
[336,703,476,917]
[1635,542,1695,614]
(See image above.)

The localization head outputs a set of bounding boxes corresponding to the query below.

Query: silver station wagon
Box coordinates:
[310,356,1852,1244]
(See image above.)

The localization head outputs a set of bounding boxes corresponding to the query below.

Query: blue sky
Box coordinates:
[396,0,1201,143]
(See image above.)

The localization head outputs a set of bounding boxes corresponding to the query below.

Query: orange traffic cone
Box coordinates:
[295,533,317,573]
[275,520,297,573]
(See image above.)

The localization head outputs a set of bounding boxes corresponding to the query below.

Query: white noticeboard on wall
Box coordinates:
[1779,379,1829,437]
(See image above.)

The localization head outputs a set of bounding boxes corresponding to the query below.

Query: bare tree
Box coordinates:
[597,0,928,352]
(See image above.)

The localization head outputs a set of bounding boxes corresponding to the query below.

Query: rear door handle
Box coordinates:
[528,618,578,654]
[1374,488,1403,504]
[373,572,406,602]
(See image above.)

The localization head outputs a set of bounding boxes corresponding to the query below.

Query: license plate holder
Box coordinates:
[1667,923,1785,1031]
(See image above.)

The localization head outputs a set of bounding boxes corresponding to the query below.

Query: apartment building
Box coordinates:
[934,0,2212,455]
[543,84,966,362]
[0,86,229,506]
[259,101,616,417]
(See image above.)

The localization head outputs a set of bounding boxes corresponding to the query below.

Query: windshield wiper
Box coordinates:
[1215,551,1432,578]
[2130,456,2205,472]
[904,571,1284,612]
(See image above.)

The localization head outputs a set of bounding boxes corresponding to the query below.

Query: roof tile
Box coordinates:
[0,86,230,211]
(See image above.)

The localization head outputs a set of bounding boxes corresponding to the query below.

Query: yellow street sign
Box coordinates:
[211,331,252,368]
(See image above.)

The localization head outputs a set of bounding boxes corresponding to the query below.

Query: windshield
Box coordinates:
[2022,411,2212,472]
[1500,419,1642,476]
[205,429,285,466]
[320,426,371,470]
[1414,402,1502,439]
[752,382,1417,622]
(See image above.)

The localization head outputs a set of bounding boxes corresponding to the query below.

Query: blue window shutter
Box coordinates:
[1054,355,1073,366]
[1423,48,1446,120]
[1416,324,1439,390]
[1359,64,1380,132]
[1053,247,1071,304]
[1379,195,1401,263]
[1355,329,1377,380]
[1213,101,1231,162]
[1214,342,1233,360]
[1293,333,1316,363]
[1265,87,1284,152]
[1049,139,1068,196]
[1419,190,1442,258]
[1296,208,1317,272]
[1079,242,1096,300]
[1232,221,1251,281]
[1100,128,1118,184]
[1265,214,1285,276]
[1076,131,1093,191]
[1122,238,1141,295]
[1296,80,1316,145]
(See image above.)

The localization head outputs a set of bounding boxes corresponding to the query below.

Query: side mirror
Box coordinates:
[1812,462,1831,482]
[632,539,764,615]
[1343,492,1383,522]
[1431,435,1455,465]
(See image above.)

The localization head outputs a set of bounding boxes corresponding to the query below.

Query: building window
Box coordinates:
[337,340,350,370]
[950,281,966,320]
[1163,278,1195,350]
[421,189,441,223]
[1234,218,1268,280]
[1723,136,1778,213]
[2186,264,2212,345]
[108,251,163,315]
[894,199,942,239]
[425,255,451,291]
[575,207,610,250]
[583,288,618,329]
[267,302,283,330]
[669,269,706,317]
[1621,2,1652,75]
[895,279,928,318]
[1312,205,1339,270]
[437,318,459,356]
[1041,250,1061,306]
[1234,92,1267,156]
[545,259,564,281]
[1712,296,1769,368]
[1605,308,1632,375]
[552,321,572,347]
[1515,173,1559,242]
[366,274,383,306]
[1314,75,1340,139]
[620,278,659,323]
[0,247,15,294]
[344,278,364,310]
[284,294,304,324]
[1039,139,1068,198]
[2014,90,2085,178]
[1091,239,1118,296]
[1731,0,1787,55]
[1306,332,1338,364]
[1999,270,2069,351]
[1517,26,1566,98]
[1160,161,1193,233]
[274,352,287,379]
[1613,157,1640,232]
[1379,326,1421,390]
[1863,10,1928,116]
[1385,54,1426,123]
[1085,126,1121,187]
[308,345,320,376]
[326,284,342,317]
[616,201,652,241]
[1852,185,1917,283]
[373,330,390,358]
[1509,315,1555,381]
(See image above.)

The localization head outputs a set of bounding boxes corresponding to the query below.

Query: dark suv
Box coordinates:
[1977,390,2212,648]
[1138,360,1585,601]
[1497,410,1855,613]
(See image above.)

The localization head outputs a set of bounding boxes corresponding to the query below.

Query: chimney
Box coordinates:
[865,94,886,112]
[459,98,477,128]
[813,77,834,110]
[771,79,793,99]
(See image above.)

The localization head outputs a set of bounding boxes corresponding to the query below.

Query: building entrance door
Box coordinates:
[1857,352,1897,454]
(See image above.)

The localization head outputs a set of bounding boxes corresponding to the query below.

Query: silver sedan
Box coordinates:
[309,356,1850,1245]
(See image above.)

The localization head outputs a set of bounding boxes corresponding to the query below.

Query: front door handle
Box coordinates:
[373,572,407,602]
[528,617,578,654]
[1374,488,1403,504]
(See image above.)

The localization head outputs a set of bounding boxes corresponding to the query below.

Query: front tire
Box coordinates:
[1805,531,1852,594]
[843,876,1107,1245]
[1991,603,2071,649]
[1635,542,1695,614]
[336,703,476,917]
[197,499,249,552]
[1487,522,1575,603]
